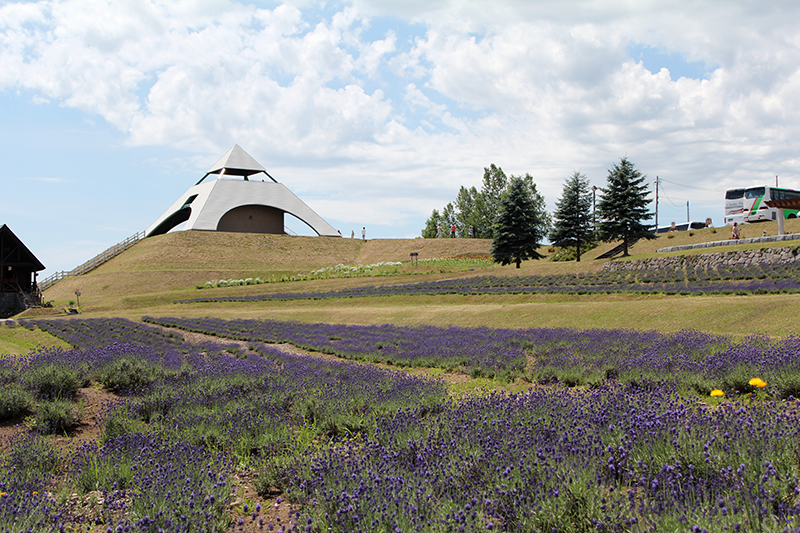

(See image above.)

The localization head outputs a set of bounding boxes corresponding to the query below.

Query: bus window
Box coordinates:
[745,187,765,199]
[725,189,745,199]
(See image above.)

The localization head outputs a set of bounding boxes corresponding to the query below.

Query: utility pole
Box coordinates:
[654,176,659,229]
[686,201,690,222]
[592,185,597,230]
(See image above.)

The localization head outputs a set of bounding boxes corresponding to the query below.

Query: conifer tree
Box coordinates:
[491,176,549,268]
[596,157,655,256]
[550,171,594,262]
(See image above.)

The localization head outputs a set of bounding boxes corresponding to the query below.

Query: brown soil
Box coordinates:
[228,470,298,533]
[0,415,27,447]
[0,387,120,450]
[57,386,120,444]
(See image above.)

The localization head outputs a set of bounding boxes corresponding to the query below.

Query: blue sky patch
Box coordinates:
[627,43,715,81]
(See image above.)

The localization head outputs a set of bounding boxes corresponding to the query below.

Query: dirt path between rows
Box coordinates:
[157,325,475,532]
[164,325,474,388]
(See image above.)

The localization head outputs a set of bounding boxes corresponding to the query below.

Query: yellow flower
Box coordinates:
[31,491,38,495]
[0,492,7,496]
[749,378,767,388]
[710,389,725,397]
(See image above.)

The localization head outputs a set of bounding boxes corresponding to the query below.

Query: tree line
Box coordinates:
[422,157,655,267]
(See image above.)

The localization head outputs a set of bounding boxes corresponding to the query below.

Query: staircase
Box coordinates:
[18,287,42,309]
[596,239,639,260]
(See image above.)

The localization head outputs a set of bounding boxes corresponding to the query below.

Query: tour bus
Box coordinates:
[652,221,708,234]
[723,188,746,226]
[742,186,800,222]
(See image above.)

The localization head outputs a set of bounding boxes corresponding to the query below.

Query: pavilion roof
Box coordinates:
[765,198,800,210]
[196,144,277,184]
[0,224,45,271]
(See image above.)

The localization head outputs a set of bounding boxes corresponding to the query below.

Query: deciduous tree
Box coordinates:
[421,209,442,238]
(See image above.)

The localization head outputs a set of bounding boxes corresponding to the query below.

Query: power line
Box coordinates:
[658,181,684,207]
[658,178,717,192]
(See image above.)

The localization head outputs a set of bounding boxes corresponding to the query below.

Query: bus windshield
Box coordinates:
[745,187,765,199]
[725,189,745,200]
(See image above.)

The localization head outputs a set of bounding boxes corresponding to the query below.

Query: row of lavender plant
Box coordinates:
[2,319,447,531]
[7,377,800,532]
[18,317,190,352]
[283,385,800,532]
[143,316,528,379]
[178,261,800,302]
[144,316,800,398]
[5,318,800,530]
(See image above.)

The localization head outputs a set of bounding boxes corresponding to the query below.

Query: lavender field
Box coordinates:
[0,318,798,532]
[144,316,800,398]
[179,261,800,303]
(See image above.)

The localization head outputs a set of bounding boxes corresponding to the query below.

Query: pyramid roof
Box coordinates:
[197,144,276,184]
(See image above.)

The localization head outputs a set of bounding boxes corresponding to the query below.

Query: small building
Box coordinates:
[0,224,45,316]
[146,145,339,237]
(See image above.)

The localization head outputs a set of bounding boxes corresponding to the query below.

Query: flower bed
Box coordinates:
[3,318,800,531]
[178,261,800,303]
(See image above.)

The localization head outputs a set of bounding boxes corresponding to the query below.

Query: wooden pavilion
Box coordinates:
[0,224,45,316]
[764,199,800,235]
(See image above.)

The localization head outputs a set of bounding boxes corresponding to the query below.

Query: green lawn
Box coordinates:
[0,323,70,356]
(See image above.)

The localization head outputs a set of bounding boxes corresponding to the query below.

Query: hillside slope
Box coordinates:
[43,231,494,301]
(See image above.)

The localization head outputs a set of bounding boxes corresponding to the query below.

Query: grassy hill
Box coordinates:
[33,220,800,336]
[41,231,495,312]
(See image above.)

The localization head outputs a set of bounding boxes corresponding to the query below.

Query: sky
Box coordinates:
[3,0,800,275]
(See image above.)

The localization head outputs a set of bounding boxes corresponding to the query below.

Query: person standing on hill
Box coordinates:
[450,224,456,238]
[362,227,366,241]
[731,222,740,240]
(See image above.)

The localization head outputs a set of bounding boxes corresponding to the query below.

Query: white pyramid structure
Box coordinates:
[146,145,339,237]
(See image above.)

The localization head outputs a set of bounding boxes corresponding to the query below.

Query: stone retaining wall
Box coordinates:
[602,246,800,272]
[0,293,23,317]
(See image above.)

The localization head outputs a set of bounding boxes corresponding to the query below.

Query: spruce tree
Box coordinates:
[550,171,594,262]
[595,157,655,256]
[491,176,549,268]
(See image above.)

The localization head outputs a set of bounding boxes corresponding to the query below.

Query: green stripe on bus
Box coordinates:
[751,197,762,215]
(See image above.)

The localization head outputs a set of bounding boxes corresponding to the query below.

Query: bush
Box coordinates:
[770,373,800,399]
[25,364,85,400]
[0,384,34,421]
[549,241,599,262]
[101,412,148,443]
[7,434,61,479]
[99,358,162,393]
[33,399,82,434]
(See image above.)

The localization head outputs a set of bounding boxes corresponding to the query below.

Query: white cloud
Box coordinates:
[4,0,800,239]
[23,177,67,183]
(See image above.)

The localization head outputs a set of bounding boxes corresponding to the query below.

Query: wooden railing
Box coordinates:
[39,231,145,291]
[39,226,300,291]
